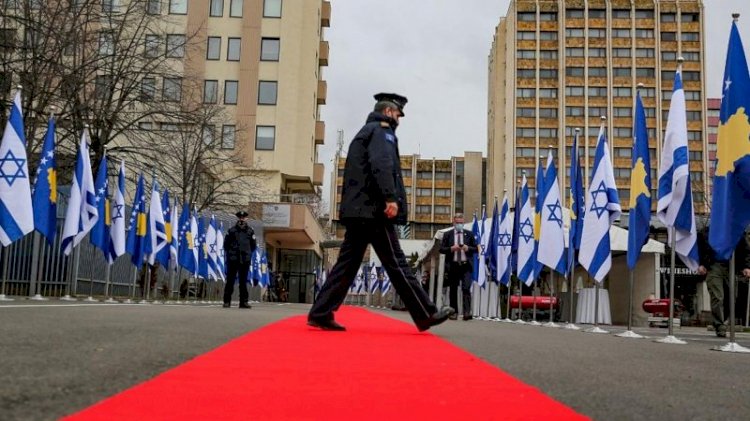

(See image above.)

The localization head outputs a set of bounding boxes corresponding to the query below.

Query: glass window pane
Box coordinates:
[261,38,279,61]
[222,125,235,149]
[210,0,223,16]
[147,0,160,14]
[227,38,241,61]
[207,37,221,60]
[166,34,185,58]
[256,126,276,150]
[145,35,161,58]
[224,80,238,105]
[163,78,182,102]
[203,80,218,103]
[263,0,281,17]
[230,0,243,17]
[169,0,187,14]
[258,81,277,105]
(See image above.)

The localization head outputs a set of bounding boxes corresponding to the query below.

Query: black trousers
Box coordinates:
[446,265,472,316]
[309,220,437,325]
[223,261,250,305]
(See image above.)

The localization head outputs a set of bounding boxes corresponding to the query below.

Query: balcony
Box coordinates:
[319,40,329,66]
[321,1,331,27]
[261,202,325,250]
[315,120,325,145]
[313,163,324,186]
[317,80,327,105]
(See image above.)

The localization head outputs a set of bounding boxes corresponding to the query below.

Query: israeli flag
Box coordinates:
[579,124,621,282]
[516,174,535,286]
[62,128,99,255]
[206,215,219,280]
[190,209,199,275]
[538,155,567,275]
[108,160,126,263]
[147,180,167,265]
[369,264,379,293]
[476,206,489,287]
[170,203,179,270]
[657,68,699,270]
[216,222,226,281]
[0,90,34,246]
[496,193,512,285]
[381,268,391,294]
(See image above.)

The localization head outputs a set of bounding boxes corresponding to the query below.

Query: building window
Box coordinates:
[517,50,535,59]
[540,31,557,40]
[612,48,631,58]
[613,168,631,178]
[98,32,114,56]
[227,37,241,61]
[565,106,584,117]
[565,47,584,57]
[681,13,699,23]
[685,91,701,101]
[518,69,535,78]
[230,0,243,17]
[635,29,654,38]
[434,189,450,197]
[682,51,700,61]
[416,205,431,214]
[613,68,631,77]
[263,0,281,17]
[614,148,632,158]
[690,171,704,182]
[682,71,700,81]
[166,34,185,58]
[141,77,156,101]
[402,169,412,178]
[516,88,535,98]
[207,37,221,60]
[539,50,557,59]
[202,125,215,146]
[612,29,630,38]
[689,151,703,161]
[255,126,275,150]
[539,88,557,98]
[147,0,161,14]
[434,171,451,180]
[588,9,605,19]
[539,12,556,21]
[417,171,432,180]
[144,35,161,58]
[224,80,238,105]
[640,87,656,97]
[661,32,676,41]
[565,28,584,37]
[221,125,235,149]
[681,32,700,42]
[203,80,218,104]
[589,48,606,58]
[162,78,182,102]
[417,188,432,196]
[95,75,112,100]
[612,9,630,19]
[539,108,557,118]
[588,107,607,117]
[258,81,277,105]
[661,13,676,22]
[210,0,223,16]
[516,128,535,138]
[566,67,584,77]
[138,121,153,130]
[686,111,702,121]
[434,205,451,214]
[613,87,632,97]
[636,48,655,58]
[169,0,187,14]
[539,69,557,79]
[565,86,584,96]
[589,87,608,97]
[261,38,280,61]
[613,127,632,138]
[588,28,606,38]
[636,68,655,78]
[516,147,535,158]
[517,107,535,117]
[538,128,557,138]
[634,9,654,19]
[518,31,535,40]
[589,67,606,77]
[613,107,632,117]
[565,9,583,19]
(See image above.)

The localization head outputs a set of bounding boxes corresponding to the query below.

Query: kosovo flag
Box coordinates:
[710,18,750,260]
[32,117,57,245]
[89,152,110,260]
[125,173,149,267]
[568,130,584,274]
[627,91,652,270]
[177,202,196,274]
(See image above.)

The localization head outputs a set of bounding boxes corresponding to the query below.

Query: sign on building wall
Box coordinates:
[263,204,291,228]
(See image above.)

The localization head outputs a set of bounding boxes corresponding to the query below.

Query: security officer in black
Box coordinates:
[223,210,257,308]
[307,93,455,331]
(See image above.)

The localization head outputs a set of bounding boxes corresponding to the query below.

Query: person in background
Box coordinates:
[440,213,478,320]
[222,211,257,309]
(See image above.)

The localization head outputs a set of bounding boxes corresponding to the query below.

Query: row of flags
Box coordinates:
[0,94,270,284]
[346,264,392,295]
[469,17,750,286]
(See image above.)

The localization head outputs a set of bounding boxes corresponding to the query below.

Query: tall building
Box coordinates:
[330,152,487,240]
[706,97,720,180]
[488,0,708,214]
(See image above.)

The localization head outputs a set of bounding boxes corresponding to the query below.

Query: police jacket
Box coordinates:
[223,223,257,264]
[338,112,408,225]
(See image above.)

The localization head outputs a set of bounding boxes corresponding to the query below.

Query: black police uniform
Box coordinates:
[223,212,257,307]
[308,93,452,331]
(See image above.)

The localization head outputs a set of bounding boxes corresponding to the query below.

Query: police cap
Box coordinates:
[374,92,408,116]
[235,210,249,218]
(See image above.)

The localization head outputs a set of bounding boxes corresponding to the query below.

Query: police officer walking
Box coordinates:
[223,210,257,308]
[307,93,454,331]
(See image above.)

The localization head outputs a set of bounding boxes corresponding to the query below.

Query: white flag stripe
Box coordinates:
[147,182,167,265]
[657,71,699,271]
[61,129,99,255]
[516,175,535,286]
[538,158,566,275]
[109,160,126,261]
[579,125,621,282]
[496,194,512,285]
[0,91,34,245]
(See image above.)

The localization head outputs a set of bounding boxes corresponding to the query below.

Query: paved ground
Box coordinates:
[1,300,749,421]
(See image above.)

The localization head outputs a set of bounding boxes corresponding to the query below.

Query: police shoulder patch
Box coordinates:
[384,133,395,143]
[380,121,390,127]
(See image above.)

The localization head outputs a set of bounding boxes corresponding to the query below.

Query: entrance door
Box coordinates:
[279,249,320,304]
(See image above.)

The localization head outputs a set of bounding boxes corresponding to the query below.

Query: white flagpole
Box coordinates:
[530,278,540,325]
[616,270,644,338]
[543,272,559,327]
[0,249,12,301]
[712,252,750,352]
[656,227,686,344]
[563,263,580,330]
[584,280,609,334]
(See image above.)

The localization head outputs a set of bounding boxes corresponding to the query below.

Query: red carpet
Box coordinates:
[64,306,586,420]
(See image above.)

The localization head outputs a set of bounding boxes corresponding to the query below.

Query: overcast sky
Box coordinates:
[319,0,750,207]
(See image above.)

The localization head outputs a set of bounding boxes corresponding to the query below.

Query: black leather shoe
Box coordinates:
[416,306,456,332]
[307,318,346,331]
[448,313,458,320]
[222,303,231,308]
[239,303,251,309]
[463,314,473,321]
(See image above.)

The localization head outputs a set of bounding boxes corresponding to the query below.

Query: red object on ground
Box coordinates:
[642,298,683,317]
[510,295,558,310]
[63,306,586,420]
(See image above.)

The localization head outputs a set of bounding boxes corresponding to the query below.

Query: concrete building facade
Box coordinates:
[488,0,709,214]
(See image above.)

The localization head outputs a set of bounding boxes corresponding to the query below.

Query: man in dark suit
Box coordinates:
[440,213,478,320]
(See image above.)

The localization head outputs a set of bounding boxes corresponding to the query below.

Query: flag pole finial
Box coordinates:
[522,169,527,175]
[575,128,581,133]
[732,13,739,21]
[49,105,56,118]
[600,115,607,121]
[637,82,644,89]
[677,56,684,64]
[16,85,22,90]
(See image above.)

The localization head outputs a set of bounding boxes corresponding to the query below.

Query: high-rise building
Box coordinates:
[330,152,487,240]
[488,0,708,214]
[706,97,720,180]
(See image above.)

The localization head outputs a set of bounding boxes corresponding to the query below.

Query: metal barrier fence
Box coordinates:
[0,189,264,301]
